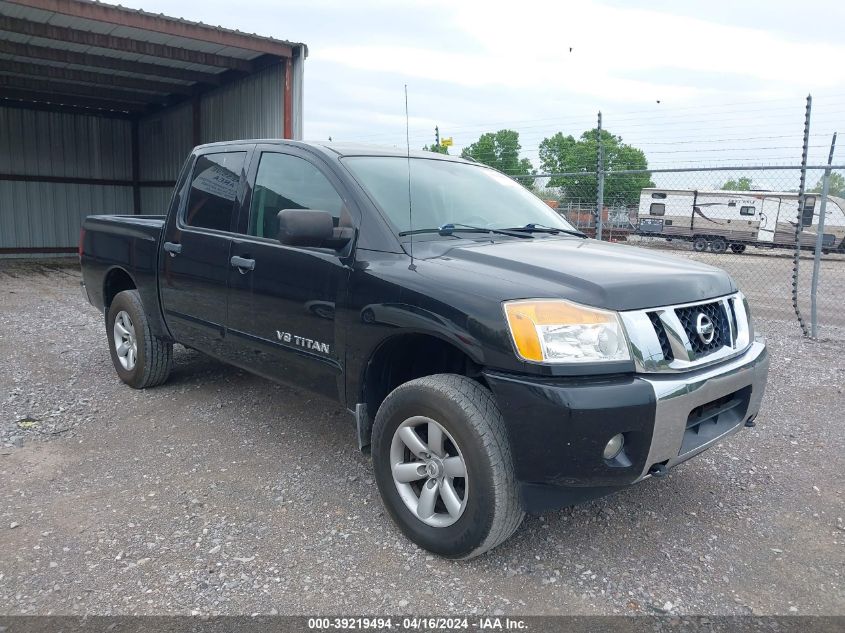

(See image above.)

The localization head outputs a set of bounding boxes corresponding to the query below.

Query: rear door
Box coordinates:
[225,147,356,400]
[159,147,252,355]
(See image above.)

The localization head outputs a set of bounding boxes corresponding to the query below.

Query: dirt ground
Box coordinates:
[0,256,843,616]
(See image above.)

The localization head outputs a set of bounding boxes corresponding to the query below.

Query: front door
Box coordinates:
[159,149,250,355]
[225,148,354,400]
[757,197,777,242]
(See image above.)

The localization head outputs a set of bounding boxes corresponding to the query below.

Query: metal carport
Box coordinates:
[0,0,306,256]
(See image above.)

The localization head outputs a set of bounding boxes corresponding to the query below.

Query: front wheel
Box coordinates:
[107,290,173,389]
[693,236,708,252]
[730,244,747,254]
[372,374,524,559]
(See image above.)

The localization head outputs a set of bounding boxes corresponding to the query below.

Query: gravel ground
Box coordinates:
[0,258,843,616]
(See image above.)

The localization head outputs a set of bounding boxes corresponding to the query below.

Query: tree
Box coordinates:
[720,176,754,191]
[811,172,845,197]
[423,143,449,155]
[538,129,652,206]
[460,130,535,187]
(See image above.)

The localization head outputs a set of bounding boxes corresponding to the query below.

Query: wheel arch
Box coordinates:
[356,332,487,448]
[102,265,170,340]
[103,266,137,311]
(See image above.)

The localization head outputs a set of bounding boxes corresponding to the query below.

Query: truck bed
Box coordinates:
[80,214,167,336]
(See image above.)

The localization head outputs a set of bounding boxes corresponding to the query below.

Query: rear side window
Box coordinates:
[740,205,755,216]
[184,152,246,231]
[649,203,665,216]
[248,153,344,240]
[651,192,667,199]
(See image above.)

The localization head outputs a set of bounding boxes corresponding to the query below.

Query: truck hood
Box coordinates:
[427,237,736,311]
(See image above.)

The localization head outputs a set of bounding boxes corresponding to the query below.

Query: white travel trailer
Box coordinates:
[637,188,845,254]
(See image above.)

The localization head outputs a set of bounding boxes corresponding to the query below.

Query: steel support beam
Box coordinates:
[0,75,158,105]
[0,174,133,186]
[131,119,141,215]
[5,0,292,58]
[283,57,292,139]
[0,174,177,187]
[0,88,146,113]
[0,59,194,95]
[0,40,223,85]
[0,15,254,71]
[0,97,133,119]
[192,96,202,147]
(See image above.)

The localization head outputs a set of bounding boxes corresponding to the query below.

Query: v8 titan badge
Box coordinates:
[276,330,331,354]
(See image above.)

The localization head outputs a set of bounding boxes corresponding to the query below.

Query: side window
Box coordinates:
[249,153,345,240]
[649,203,665,216]
[740,206,755,216]
[651,192,667,199]
[184,152,246,231]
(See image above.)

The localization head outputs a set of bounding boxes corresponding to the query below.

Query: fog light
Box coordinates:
[603,433,625,460]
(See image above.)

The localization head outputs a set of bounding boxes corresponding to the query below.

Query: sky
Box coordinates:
[109,0,845,188]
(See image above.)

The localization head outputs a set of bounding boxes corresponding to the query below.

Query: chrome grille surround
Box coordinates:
[619,292,753,373]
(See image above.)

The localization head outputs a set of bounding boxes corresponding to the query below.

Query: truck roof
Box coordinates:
[193,139,469,162]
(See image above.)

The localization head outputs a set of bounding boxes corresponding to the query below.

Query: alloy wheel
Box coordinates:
[389,416,468,528]
[113,310,137,371]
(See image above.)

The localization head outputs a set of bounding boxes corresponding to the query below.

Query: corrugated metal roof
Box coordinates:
[0,0,306,115]
[2,0,304,53]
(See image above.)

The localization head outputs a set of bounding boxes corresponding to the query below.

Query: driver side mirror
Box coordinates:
[277,209,352,249]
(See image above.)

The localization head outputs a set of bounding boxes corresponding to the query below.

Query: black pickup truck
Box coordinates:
[80,140,769,558]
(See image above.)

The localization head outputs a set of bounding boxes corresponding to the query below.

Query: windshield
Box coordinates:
[342,156,576,235]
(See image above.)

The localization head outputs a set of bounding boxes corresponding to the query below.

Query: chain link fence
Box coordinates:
[340,94,844,338]
[525,166,845,337]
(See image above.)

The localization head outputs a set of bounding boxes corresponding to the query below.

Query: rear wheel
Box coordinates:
[730,244,746,254]
[710,237,727,254]
[107,290,172,389]
[372,374,524,559]
[693,237,708,252]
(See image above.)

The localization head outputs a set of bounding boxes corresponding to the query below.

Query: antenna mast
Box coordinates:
[405,84,415,269]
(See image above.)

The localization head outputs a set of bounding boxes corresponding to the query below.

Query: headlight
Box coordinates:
[503,299,630,363]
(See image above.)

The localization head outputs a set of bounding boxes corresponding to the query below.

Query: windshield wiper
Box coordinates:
[398,223,533,239]
[504,223,587,238]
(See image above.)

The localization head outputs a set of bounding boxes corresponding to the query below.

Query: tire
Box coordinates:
[693,237,708,252]
[730,244,746,254]
[106,290,173,389]
[710,237,727,254]
[371,374,524,559]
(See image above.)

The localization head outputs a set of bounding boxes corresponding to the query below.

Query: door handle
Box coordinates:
[230,255,256,273]
[163,241,182,257]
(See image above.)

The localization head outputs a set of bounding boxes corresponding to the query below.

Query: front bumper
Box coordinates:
[485,337,769,512]
[635,338,768,480]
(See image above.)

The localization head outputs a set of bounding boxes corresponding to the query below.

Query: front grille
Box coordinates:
[675,301,729,356]
[647,312,674,361]
[621,292,750,373]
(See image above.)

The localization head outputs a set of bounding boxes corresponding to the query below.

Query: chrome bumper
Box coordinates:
[635,337,769,481]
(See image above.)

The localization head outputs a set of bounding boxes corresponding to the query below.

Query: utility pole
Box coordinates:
[595,111,605,241]
[435,126,440,147]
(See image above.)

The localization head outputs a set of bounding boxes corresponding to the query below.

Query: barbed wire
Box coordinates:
[333,94,845,142]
